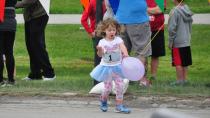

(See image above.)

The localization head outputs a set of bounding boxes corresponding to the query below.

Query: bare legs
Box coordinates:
[175,65,188,82]
[139,57,151,87]
[151,56,159,79]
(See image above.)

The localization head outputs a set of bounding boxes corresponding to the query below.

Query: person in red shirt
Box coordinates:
[81,0,106,85]
[147,0,166,82]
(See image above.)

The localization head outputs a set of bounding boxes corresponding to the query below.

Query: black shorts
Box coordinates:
[151,30,166,57]
[172,46,192,67]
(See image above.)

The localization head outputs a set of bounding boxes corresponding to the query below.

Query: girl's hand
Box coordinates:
[96,46,104,57]
[122,53,129,58]
[97,46,103,52]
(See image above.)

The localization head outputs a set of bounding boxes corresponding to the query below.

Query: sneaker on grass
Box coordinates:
[43,75,56,81]
[22,76,42,81]
[0,81,4,86]
[170,80,187,86]
[22,77,32,81]
[1,81,15,87]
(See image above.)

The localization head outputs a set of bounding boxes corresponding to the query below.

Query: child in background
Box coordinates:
[168,0,193,85]
[147,0,166,82]
[90,18,131,113]
[81,0,106,85]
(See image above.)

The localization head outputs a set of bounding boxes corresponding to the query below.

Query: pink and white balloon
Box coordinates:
[121,57,145,81]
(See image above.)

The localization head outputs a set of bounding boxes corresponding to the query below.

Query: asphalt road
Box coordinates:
[0,96,210,118]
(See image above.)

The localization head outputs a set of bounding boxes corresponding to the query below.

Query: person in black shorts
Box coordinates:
[147,0,166,82]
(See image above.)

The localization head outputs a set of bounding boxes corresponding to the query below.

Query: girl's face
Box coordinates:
[105,25,117,40]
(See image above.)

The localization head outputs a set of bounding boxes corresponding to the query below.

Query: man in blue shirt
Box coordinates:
[115,0,151,87]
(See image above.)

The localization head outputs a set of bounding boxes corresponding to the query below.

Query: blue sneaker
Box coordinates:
[115,104,131,114]
[100,101,108,112]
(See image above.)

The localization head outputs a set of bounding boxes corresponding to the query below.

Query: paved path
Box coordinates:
[1,105,210,118]
[16,14,210,24]
[0,96,210,118]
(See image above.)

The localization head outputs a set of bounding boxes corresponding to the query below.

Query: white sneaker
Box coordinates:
[1,81,15,87]
[43,75,56,81]
[22,77,32,81]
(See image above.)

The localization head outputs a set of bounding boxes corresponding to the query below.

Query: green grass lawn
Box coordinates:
[1,24,210,97]
[51,0,210,14]
[50,0,83,14]
[165,0,210,13]
[16,0,210,14]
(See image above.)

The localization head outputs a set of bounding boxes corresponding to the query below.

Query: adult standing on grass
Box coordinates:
[168,0,193,86]
[115,0,152,87]
[147,0,166,82]
[16,0,56,81]
[0,0,17,86]
[81,0,105,85]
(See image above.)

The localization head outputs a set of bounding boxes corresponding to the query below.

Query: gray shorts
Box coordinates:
[120,22,152,57]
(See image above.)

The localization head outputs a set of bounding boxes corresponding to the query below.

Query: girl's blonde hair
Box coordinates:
[95,18,123,37]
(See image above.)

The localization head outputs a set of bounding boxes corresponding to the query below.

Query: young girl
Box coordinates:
[90,18,131,113]
[147,0,166,83]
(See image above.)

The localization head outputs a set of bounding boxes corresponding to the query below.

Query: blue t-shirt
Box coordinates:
[109,0,119,15]
[115,0,149,24]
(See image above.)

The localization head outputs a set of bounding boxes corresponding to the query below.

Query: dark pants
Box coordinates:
[94,0,103,86]
[92,37,102,85]
[25,15,54,79]
[96,0,103,24]
[0,31,15,82]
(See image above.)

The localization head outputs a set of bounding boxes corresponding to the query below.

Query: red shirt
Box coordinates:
[81,0,106,34]
[147,0,165,31]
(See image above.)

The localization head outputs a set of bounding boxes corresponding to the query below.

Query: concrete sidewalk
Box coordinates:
[16,14,210,24]
[0,95,210,118]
